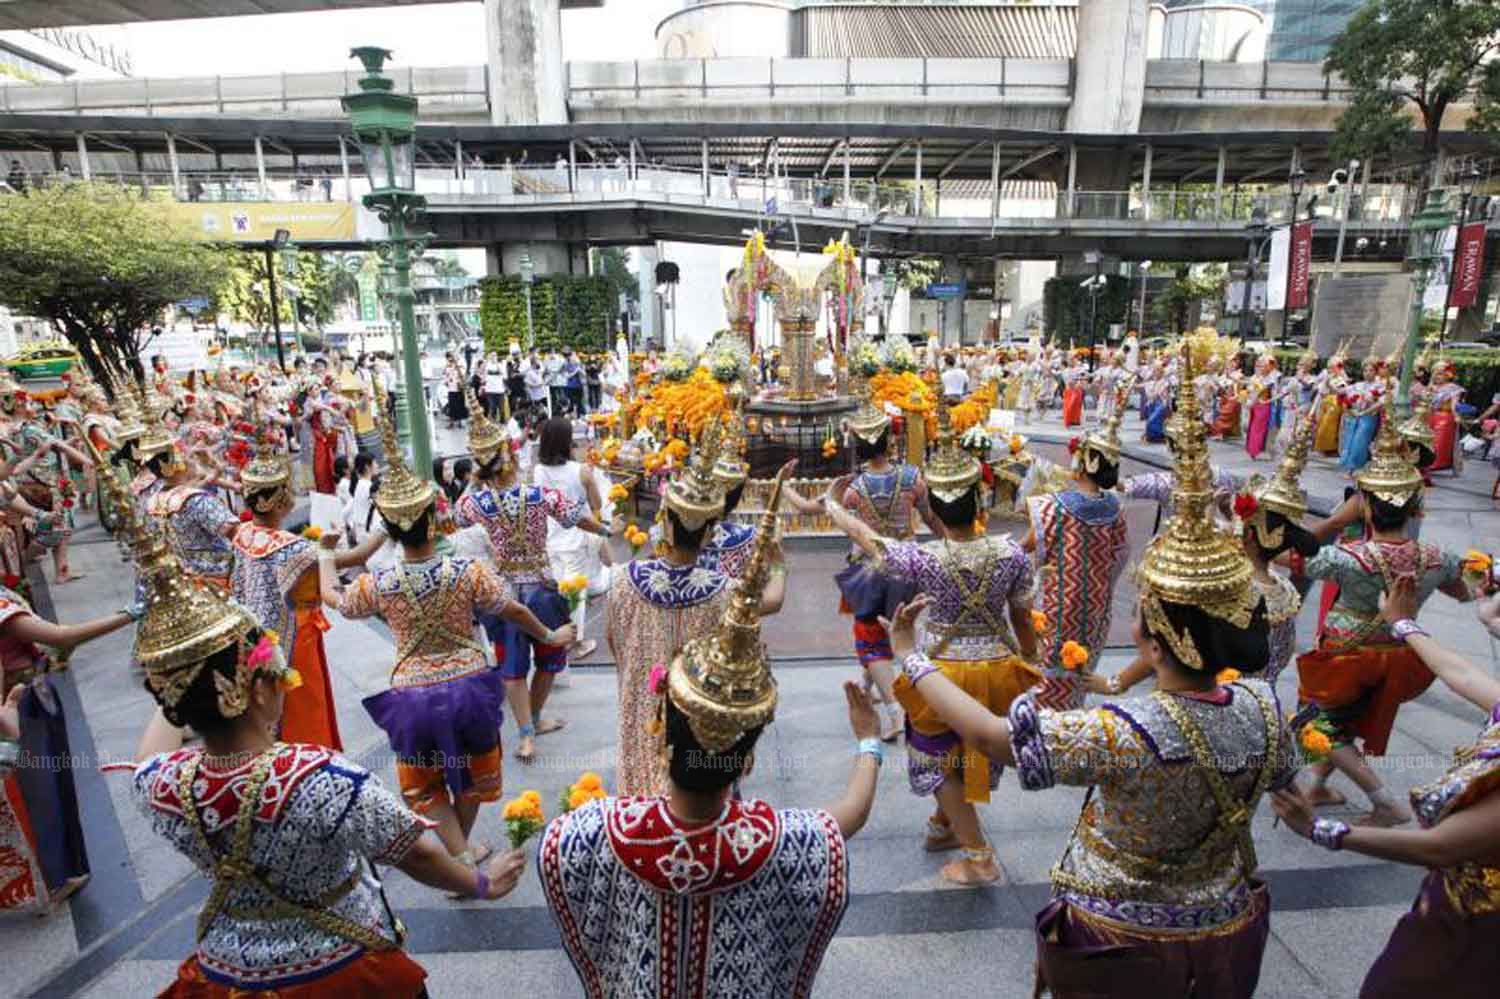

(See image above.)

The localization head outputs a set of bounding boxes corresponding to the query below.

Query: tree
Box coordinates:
[1152,263,1227,334]
[592,247,637,306]
[0,184,227,388]
[217,249,338,335]
[1325,0,1500,186]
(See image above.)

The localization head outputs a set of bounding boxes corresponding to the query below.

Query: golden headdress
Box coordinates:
[1399,338,1438,455]
[1242,412,1315,550]
[923,402,982,503]
[1077,373,1137,473]
[132,380,180,460]
[1136,342,1257,672]
[848,398,892,445]
[663,417,726,531]
[712,385,750,488]
[240,434,293,513]
[464,382,509,469]
[372,383,437,531]
[667,463,790,753]
[97,369,145,443]
[78,417,268,720]
[1356,390,1424,506]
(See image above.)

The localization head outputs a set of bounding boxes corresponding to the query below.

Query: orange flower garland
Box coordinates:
[635,369,728,439]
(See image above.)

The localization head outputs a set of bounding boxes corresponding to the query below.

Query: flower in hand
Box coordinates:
[1059,641,1089,670]
[501,791,545,849]
[480,849,528,900]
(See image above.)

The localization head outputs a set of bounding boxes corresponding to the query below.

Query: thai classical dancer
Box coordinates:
[1273,577,1500,999]
[819,406,1039,886]
[1243,348,1279,459]
[320,390,573,863]
[606,421,787,796]
[134,387,239,593]
[1339,356,1390,474]
[783,395,941,743]
[1295,392,1474,826]
[230,439,384,750]
[1425,356,1465,473]
[885,343,1296,997]
[453,387,613,761]
[100,442,528,998]
[1022,377,1132,709]
[540,469,874,999]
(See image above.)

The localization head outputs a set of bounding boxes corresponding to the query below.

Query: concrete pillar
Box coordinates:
[339,136,352,202]
[1141,143,1153,220]
[254,135,268,197]
[165,132,180,193]
[939,256,963,347]
[485,0,567,126]
[1067,0,1149,134]
[75,133,91,181]
[637,243,660,349]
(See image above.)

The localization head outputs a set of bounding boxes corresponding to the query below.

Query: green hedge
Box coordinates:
[478,275,612,353]
[1043,274,1133,346]
[1270,347,1500,406]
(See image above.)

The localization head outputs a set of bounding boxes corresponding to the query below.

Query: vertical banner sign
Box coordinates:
[1287,221,1313,310]
[1267,226,1290,311]
[1450,221,1487,308]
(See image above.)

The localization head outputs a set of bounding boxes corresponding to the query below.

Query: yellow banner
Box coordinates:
[166,201,357,243]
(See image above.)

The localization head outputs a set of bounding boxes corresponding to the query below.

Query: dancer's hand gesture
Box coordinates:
[880,595,931,662]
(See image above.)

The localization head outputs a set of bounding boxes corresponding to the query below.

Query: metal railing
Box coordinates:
[1,167,1431,234]
[0,59,1403,118]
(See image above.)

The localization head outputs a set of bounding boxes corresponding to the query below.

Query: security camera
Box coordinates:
[1327,169,1348,191]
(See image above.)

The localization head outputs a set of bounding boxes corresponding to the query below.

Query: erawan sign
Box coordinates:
[26,27,133,76]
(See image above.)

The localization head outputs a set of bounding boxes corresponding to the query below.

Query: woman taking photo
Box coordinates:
[441,353,467,429]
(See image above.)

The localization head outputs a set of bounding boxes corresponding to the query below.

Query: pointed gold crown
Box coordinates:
[1136,342,1256,672]
[848,397,892,444]
[712,386,750,487]
[78,414,258,713]
[668,463,790,753]
[1243,412,1315,551]
[372,383,436,530]
[924,401,981,503]
[464,382,509,468]
[132,379,179,460]
[1357,389,1424,505]
[240,433,292,511]
[100,369,145,442]
[664,417,726,531]
[1079,373,1136,472]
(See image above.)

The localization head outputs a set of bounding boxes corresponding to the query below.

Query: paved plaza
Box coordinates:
[8,409,1500,999]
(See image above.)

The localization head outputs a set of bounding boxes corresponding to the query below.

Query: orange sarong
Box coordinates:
[278,577,344,751]
[894,655,1038,803]
[1295,643,1432,756]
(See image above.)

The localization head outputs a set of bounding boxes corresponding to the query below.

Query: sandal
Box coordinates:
[535,718,567,736]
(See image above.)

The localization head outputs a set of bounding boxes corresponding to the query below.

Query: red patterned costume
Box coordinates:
[539,795,848,999]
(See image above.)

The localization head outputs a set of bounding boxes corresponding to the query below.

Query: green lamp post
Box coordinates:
[376,260,411,447]
[342,46,432,478]
[1397,188,1454,413]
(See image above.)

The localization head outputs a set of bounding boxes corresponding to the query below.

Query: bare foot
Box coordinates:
[515,735,535,762]
[535,718,566,736]
[1353,806,1411,828]
[941,851,1002,886]
[1303,786,1348,808]
[568,639,598,660]
[924,827,959,853]
[55,570,85,584]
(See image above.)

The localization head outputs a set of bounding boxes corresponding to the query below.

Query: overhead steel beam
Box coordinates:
[875,139,914,179]
[1000,144,1059,180]
[938,139,991,180]
[818,138,847,178]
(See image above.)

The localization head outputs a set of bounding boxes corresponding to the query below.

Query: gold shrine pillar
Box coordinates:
[906,410,926,466]
[783,318,819,401]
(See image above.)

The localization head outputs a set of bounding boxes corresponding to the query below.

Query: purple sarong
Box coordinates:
[1035,883,1270,999]
[362,669,504,797]
[1360,870,1500,999]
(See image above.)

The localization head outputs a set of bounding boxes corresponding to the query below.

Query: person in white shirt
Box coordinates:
[341,452,377,544]
[483,352,506,419]
[940,353,970,401]
[524,353,549,418]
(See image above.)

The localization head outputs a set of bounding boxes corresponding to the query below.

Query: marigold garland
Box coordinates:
[635,369,729,439]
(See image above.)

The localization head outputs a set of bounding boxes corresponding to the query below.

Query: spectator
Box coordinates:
[7,159,28,193]
[483,352,506,419]
[584,353,602,411]
[940,353,969,401]
[442,353,467,428]
[187,177,205,202]
[545,350,566,414]
[505,356,526,418]
[563,351,585,414]
[320,175,333,202]
[524,351,549,417]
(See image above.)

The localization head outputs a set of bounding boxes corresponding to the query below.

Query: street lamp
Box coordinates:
[519,251,536,349]
[1241,208,1271,340]
[341,46,432,478]
[279,239,305,357]
[261,227,291,372]
[1436,165,1483,347]
[1082,249,1104,371]
[1136,259,1152,335]
[1398,188,1454,412]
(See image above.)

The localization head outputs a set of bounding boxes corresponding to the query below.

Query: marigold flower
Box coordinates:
[302,525,323,541]
[1216,668,1241,685]
[1059,641,1089,670]
[1464,550,1493,574]
[1030,609,1050,634]
[608,484,629,503]
[1300,725,1333,757]
[576,771,603,792]
[568,787,591,809]
[522,789,541,804]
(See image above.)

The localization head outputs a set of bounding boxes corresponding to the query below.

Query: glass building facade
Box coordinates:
[1161,0,1359,62]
